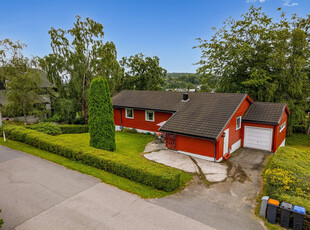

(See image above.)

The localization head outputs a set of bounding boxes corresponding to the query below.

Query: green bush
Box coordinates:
[292,125,307,134]
[3,126,181,192]
[57,125,89,134]
[89,78,115,151]
[262,145,310,212]
[27,122,62,136]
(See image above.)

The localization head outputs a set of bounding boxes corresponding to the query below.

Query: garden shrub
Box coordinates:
[292,125,307,134]
[27,122,62,136]
[89,78,115,151]
[57,125,89,134]
[262,146,310,212]
[3,126,181,192]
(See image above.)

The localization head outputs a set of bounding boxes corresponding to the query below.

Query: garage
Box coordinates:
[244,126,273,151]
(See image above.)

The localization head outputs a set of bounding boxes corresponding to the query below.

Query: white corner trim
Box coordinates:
[178,150,223,162]
[279,138,286,148]
[231,139,241,153]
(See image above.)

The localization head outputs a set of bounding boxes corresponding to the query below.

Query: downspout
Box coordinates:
[213,141,217,162]
[120,109,123,130]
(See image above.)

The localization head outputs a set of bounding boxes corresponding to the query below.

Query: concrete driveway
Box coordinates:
[0,145,213,230]
[148,148,269,230]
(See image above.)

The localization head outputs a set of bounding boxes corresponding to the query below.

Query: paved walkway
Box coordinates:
[148,148,268,230]
[144,142,228,182]
[0,145,213,230]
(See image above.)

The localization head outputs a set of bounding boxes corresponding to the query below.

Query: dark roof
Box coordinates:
[39,70,53,88]
[112,90,248,140]
[242,102,287,125]
[112,90,188,112]
[160,93,247,140]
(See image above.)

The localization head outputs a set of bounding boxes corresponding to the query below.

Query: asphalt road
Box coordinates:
[0,145,213,230]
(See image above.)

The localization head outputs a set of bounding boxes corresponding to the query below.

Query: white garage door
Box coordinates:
[244,126,273,151]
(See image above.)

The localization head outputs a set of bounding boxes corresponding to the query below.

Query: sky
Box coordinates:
[0,0,309,73]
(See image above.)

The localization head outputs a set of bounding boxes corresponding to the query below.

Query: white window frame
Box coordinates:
[236,116,242,130]
[145,110,155,122]
[125,108,134,119]
[280,122,286,132]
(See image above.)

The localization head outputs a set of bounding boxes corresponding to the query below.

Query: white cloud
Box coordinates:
[283,0,298,7]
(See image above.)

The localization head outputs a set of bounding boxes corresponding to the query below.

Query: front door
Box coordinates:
[223,129,229,155]
[166,133,176,149]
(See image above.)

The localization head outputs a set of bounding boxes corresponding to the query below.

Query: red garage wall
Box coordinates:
[242,108,288,153]
[171,134,216,159]
[113,108,173,132]
[274,109,288,151]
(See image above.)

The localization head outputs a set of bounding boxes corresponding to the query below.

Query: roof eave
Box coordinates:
[113,105,176,113]
[242,119,278,126]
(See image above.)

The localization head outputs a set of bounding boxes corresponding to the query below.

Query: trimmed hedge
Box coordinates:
[57,125,89,134]
[3,126,181,192]
[27,122,62,136]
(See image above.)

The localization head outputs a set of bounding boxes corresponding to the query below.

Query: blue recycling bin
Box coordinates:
[293,205,306,230]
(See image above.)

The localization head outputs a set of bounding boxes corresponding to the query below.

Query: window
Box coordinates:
[145,110,155,122]
[280,122,286,132]
[236,116,242,130]
[125,108,134,119]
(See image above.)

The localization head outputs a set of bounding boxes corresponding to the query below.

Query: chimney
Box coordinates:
[182,93,189,101]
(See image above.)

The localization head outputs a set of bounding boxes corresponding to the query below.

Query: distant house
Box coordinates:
[0,69,53,115]
[112,90,289,162]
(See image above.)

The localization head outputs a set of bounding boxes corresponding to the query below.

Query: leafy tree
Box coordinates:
[120,53,166,90]
[89,77,115,151]
[163,73,201,90]
[195,6,310,133]
[52,98,78,124]
[186,83,195,90]
[42,16,122,123]
[0,39,43,125]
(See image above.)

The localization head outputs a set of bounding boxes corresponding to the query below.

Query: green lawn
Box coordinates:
[256,134,310,229]
[59,132,154,157]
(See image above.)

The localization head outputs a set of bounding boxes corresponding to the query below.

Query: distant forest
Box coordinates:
[164,73,202,90]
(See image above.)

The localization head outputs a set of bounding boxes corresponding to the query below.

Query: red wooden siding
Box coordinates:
[173,135,215,159]
[216,96,252,158]
[273,110,288,151]
[113,108,173,132]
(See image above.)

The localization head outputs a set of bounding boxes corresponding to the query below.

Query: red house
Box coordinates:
[112,90,289,162]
